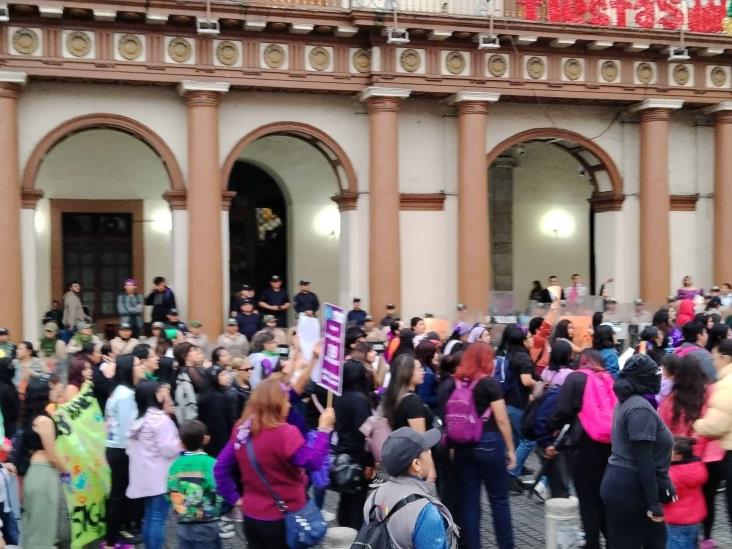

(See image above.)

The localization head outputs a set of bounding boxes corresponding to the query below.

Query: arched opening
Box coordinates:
[486,129,624,305]
[224,126,350,316]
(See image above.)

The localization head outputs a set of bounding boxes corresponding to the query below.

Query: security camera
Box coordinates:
[477,34,500,50]
[197,18,220,35]
[668,46,689,61]
[386,28,409,45]
[0,4,9,22]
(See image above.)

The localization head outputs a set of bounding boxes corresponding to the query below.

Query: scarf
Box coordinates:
[40,337,57,357]
[73,333,92,346]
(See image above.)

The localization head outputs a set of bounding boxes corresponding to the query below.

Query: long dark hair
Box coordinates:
[498,325,528,357]
[669,355,706,427]
[134,379,162,418]
[552,320,573,344]
[382,354,417,428]
[706,323,729,352]
[67,356,89,388]
[392,329,415,361]
[18,341,37,358]
[593,325,615,350]
[548,339,573,372]
[114,354,136,388]
[414,340,437,368]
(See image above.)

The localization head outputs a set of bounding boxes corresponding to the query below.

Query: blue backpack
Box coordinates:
[521,386,562,446]
[494,353,518,398]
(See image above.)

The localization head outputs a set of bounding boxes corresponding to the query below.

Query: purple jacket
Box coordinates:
[126,408,181,499]
[214,428,329,507]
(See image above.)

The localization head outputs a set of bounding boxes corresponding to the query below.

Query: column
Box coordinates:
[630,99,683,304]
[0,72,27,339]
[453,91,501,313]
[165,190,188,320]
[704,102,732,284]
[360,87,410,315]
[178,80,230,338]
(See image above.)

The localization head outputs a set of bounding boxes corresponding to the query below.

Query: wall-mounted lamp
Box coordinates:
[313,205,340,238]
[540,208,575,239]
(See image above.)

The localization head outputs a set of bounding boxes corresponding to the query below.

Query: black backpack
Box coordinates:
[351,493,425,549]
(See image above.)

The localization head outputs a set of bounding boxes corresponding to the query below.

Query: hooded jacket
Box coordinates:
[693,364,732,449]
[126,408,181,499]
[662,459,707,525]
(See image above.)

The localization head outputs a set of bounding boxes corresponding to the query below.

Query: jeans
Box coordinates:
[454,431,514,549]
[1,509,19,545]
[666,524,699,549]
[142,494,170,549]
[177,521,222,549]
[244,516,287,549]
[506,405,536,477]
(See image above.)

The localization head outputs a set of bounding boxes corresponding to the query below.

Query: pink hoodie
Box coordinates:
[126,408,181,499]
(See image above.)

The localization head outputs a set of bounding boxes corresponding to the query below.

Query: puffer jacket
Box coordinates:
[694,364,732,449]
[663,460,707,525]
[126,408,180,498]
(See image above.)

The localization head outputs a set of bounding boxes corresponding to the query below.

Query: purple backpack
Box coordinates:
[444,378,493,444]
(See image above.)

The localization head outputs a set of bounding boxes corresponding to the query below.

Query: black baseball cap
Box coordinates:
[241,298,253,305]
[381,428,441,477]
[119,322,132,330]
[271,275,281,282]
[242,284,253,291]
[345,326,367,347]
[299,279,310,285]
[167,308,179,316]
[353,297,361,303]
[0,328,7,336]
[386,304,396,310]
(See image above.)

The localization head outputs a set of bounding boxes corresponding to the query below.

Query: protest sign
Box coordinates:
[297,313,321,362]
[54,381,111,548]
[318,303,345,396]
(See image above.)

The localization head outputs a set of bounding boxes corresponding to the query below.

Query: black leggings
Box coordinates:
[601,464,666,549]
[244,517,287,549]
[105,447,143,545]
[703,459,725,539]
[571,438,610,549]
[337,487,368,531]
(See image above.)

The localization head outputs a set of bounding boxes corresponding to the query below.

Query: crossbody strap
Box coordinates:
[369,493,426,522]
[246,438,288,513]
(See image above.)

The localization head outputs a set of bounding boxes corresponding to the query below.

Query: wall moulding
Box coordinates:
[670,194,699,211]
[399,192,446,211]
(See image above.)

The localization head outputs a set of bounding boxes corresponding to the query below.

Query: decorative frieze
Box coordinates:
[115,33,144,62]
[165,37,194,64]
[214,40,241,67]
[261,43,288,69]
[10,27,42,56]
[62,30,94,59]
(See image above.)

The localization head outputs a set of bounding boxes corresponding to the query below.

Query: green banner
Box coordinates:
[53,381,111,548]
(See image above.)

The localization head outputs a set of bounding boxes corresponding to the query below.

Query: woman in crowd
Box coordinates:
[61,355,92,403]
[390,328,415,363]
[126,380,180,549]
[442,341,515,549]
[676,299,696,329]
[228,356,253,421]
[0,358,19,438]
[639,326,666,366]
[382,353,432,434]
[213,377,334,549]
[211,346,232,370]
[173,342,205,423]
[677,275,704,301]
[706,322,730,353]
[443,322,470,356]
[197,366,235,457]
[693,339,732,543]
[104,355,141,549]
[529,280,544,303]
[658,355,724,549]
[498,324,537,487]
[19,376,66,549]
[540,339,574,387]
[333,359,374,529]
[601,354,672,548]
[117,278,144,338]
[593,324,619,379]
[13,341,49,394]
[548,349,615,549]
[248,332,280,388]
[467,324,492,345]
[552,319,583,354]
[415,340,439,411]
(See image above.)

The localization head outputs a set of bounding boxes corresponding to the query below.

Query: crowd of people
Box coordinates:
[2,273,732,548]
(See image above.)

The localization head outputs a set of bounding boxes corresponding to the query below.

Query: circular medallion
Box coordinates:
[711,66,727,87]
[12,28,39,55]
[168,37,192,63]
[672,64,690,86]
[487,54,507,77]
[263,44,286,69]
[66,31,92,58]
[563,58,582,81]
[309,46,330,71]
[636,62,654,84]
[600,60,619,82]
[526,56,545,79]
[216,40,239,66]
[117,34,142,61]
[445,51,466,75]
[352,49,371,73]
[399,48,421,73]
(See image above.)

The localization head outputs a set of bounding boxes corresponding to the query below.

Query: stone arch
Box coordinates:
[221,121,358,198]
[22,113,185,204]
[485,128,624,212]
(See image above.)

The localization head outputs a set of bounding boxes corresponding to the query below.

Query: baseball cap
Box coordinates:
[607,298,617,304]
[44,322,59,333]
[299,279,310,285]
[667,295,678,303]
[381,427,442,477]
[77,321,92,330]
[168,308,179,316]
[457,303,466,311]
[353,297,361,303]
[634,298,644,306]
[712,285,721,292]
[364,315,373,321]
[119,322,132,330]
[0,328,9,336]
[386,304,396,310]
[270,275,281,282]
[189,320,203,328]
[242,284,253,291]
[600,321,620,333]
[241,298,253,305]
[263,315,276,323]
[346,326,367,347]
[151,321,164,329]
[226,318,238,326]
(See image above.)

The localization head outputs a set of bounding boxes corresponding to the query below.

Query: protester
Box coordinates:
[0,358,19,439]
[217,318,250,358]
[383,354,432,435]
[18,377,66,549]
[443,322,470,355]
[593,324,619,379]
[529,280,544,303]
[414,340,439,411]
[62,280,89,331]
[168,420,224,549]
[677,276,704,301]
[529,299,561,373]
[228,356,253,420]
[600,354,673,549]
[360,427,459,548]
[197,366,235,457]
[706,322,729,353]
[126,380,180,549]
[117,278,144,338]
[390,328,415,363]
[676,321,716,381]
[13,340,49,393]
[145,276,177,324]
[639,326,666,366]
[213,377,334,549]
[133,343,160,381]
[441,341,515,549]
[552,318,584,354]
[173,342,205,423]
[61,355,92,402]
[248,332,280,388]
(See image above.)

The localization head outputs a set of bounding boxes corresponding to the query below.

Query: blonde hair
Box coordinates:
[241,377,289,434]
[232,356,248,369]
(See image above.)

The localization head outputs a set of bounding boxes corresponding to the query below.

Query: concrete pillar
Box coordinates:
[489,156,517,292]
[0,72,27,339]
[178,80,230,338]
[629,99,683,304]
[359,87,410,315]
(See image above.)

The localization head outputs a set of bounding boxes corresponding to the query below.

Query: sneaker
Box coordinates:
[219,521,236,539]
[532,481,547,501]
[700,539,718,549]
[321,510,337,522]
[521,466,536,476]
[509,477,525,494]
[118,531,141,545]
[368,476,386,489]
[227,506,244,522]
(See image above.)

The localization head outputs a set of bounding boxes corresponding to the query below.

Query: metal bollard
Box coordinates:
[545,496,585,548]
[317,526,359,548]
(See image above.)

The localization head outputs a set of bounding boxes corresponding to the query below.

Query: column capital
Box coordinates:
[178,80,230,107]
[628,99,683,120]
[21,188,44,209]
[702,102,732,124]
[449,91,501,106]
[0,71,28,99]
[163,189,187,210]
[221,190,237,211]
[359,87,410,113]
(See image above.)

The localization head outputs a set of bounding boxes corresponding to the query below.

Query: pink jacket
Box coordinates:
[126,408,181,498]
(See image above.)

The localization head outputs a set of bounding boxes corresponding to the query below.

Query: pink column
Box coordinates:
[179,81,230,339]
[454,91,500,315]
[360,87,410,315]
[705,103,732,284]
[0,72,27,338]
[631,99,682,304]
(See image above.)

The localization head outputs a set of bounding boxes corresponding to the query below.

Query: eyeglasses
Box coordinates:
[238,367,254,372]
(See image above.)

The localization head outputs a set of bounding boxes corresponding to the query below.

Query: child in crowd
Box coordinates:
[167,420,224,549]
[663,436,708,549]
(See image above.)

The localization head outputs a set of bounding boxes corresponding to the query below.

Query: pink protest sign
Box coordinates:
[318,303,345,396]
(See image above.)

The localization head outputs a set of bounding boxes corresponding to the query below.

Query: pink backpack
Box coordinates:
[577,368,617,444]
[444,378,492,444]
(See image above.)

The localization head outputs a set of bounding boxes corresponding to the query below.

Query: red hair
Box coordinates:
[454,341,495,380]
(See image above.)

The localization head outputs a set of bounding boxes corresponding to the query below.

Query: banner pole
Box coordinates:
[326,390,333,408]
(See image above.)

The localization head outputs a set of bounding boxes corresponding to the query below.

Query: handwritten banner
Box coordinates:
[54,382,111,548]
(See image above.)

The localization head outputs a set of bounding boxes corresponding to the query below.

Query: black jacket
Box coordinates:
[293,291,320,314]
[145,288,177,323]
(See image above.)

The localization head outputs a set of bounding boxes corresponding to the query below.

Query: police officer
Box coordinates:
[258,275,291,327]
[293,280,320,317]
